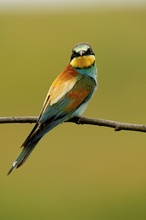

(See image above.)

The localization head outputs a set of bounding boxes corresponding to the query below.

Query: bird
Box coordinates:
[7,42,98,175]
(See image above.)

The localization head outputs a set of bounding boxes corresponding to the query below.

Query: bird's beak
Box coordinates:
[79,50,85,56]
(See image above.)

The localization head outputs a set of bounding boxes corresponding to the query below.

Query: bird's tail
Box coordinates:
[7,118,63,175]
[7,137,41,175]
[7,122,45,175]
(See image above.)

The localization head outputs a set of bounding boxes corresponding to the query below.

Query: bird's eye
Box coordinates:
[87,48,92,53]
[87,47,94,55]
[72,50,77,55]
[70,50,78,61]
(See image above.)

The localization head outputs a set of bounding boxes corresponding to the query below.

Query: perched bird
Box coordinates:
[7,42,98,175]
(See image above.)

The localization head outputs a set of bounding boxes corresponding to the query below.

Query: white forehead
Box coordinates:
[73,44,90,52]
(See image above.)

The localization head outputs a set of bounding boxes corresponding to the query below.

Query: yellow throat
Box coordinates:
[70,55,95,69]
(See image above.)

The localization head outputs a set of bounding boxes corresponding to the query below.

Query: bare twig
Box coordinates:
[0,116,38,124]
[0,116,146,133]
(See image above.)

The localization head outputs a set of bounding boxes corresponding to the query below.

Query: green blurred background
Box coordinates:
[0,5,146,220]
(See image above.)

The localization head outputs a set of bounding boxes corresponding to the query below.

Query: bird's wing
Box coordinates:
[21,67,79,146]
[39,73,96,124]
[38,66,79,123]
[22,67,96,146]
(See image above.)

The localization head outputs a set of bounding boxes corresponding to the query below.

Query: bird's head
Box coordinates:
[70,42,95,69]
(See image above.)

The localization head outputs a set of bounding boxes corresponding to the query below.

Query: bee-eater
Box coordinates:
[7,42,98,175]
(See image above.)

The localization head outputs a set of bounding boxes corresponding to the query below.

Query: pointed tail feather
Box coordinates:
[7,118,63,175]
[7,121,47,175]
[7,138,41,175]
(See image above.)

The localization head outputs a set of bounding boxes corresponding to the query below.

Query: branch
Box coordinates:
[0,116,146,133]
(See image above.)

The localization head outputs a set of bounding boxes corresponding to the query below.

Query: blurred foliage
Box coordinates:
[0,7,146,220]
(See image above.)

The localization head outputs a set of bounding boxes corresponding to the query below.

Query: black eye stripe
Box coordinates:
[70,48,95,61]
[85,48,95,56]
[70,51,79,60]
